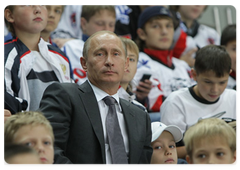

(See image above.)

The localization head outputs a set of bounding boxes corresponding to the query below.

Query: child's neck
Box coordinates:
[16,32,41,51]
[40,30,51,43]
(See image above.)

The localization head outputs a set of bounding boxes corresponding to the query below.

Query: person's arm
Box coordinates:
[38,82,73,164]
[4,55,28,114]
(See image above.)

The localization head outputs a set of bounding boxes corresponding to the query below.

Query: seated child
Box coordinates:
[5,144,41,164]
[160,45,236,158]
[150,122,183,164]
[183,118,236,164]
[4,111,54,164]
[119,37,151,112]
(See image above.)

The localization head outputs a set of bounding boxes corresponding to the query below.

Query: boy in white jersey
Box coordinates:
[133,6,194,112]
[160,45,236,159]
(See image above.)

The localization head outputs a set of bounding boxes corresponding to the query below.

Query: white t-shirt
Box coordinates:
[160,86,236,134]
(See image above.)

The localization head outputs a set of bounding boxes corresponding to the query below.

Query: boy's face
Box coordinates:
[187,136,236,164]
[138,17,174,50]
[121,48,138,84]
[225,40,236,72]
[150,131,178,164]
[178,5,206,21]
[6,6,48,35]
[13,125,54,164]
[192,69,229,102]
[81,9,116,36]
[44,5,64,33]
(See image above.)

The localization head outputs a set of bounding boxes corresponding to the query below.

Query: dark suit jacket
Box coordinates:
[38,81,153,164]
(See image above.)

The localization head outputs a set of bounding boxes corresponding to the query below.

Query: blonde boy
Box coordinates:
[183,118,236,164]
[4,111,54,164]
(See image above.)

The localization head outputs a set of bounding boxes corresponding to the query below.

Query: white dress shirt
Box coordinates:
[88,80,129,164]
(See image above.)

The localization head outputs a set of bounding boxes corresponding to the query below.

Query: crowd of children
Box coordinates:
[4,5,236,165]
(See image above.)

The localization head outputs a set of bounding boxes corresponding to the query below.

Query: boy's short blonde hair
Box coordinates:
[183,118,236,158]
[4,5,15,36]
[120,37,139,61]
[4,111,54,144]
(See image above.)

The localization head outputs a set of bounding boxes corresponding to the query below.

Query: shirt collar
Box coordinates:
[88,80,122,111]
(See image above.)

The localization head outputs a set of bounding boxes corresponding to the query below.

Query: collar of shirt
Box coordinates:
[88,80,122,112]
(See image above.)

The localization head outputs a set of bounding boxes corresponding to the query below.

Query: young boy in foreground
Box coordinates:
[4,111,54,164]
[183,118,236,164]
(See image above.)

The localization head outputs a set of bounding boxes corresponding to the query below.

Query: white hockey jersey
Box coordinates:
[160,86,236,134]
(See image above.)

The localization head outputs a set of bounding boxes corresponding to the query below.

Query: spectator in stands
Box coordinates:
[5,144,41,164]
[4,5,72,114]
[183,118,236,164]
[220,24,236,90]
[38,31,152,164]
[160,45,236,159]
[119,37,151,112]
[4,111,54,164]
[134,6,194,113]
[169,5,220,49]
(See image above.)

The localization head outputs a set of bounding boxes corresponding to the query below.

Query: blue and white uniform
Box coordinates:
[4,37,72,112]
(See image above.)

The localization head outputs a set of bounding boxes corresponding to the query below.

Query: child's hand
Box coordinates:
[134,79,152,101]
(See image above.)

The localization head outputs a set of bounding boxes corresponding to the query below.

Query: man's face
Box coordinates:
[192,70,229,102]
[81,10,116,36]
[151,131,178,164]
[138,17,174,50]
[81,33,128,93]
[188,136,236,164]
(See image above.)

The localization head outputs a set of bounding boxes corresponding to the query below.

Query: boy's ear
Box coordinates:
[4,9,14,23]
[80,17,87,33]
[191,68,197,81]
[186,155,192,164]
[137,28,147,41]
[80,57,87,72]
[229,69,232,75]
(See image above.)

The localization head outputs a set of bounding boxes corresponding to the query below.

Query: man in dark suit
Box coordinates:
[38,31,153,164]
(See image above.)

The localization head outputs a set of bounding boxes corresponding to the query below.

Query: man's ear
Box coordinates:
[4,9,14,23]
[186,155,192,164]
[137,28,146,41]
[80,17,87,33]
[191,68,197,81]
[80,57,87,72]
[229,69,232,75]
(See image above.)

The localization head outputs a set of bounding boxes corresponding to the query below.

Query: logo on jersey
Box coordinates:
[137,59,150,69]
[115,5,132,25]
[70,12,77,27]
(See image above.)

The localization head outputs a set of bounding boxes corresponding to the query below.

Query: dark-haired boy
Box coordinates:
[161,45,236,158]
[133,6,194,112]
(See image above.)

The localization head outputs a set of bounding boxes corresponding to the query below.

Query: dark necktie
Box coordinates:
[103,96,128,164]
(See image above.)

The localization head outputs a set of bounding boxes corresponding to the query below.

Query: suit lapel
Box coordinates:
[78,81,106,163]
[120,99,142,163]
